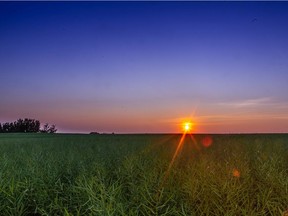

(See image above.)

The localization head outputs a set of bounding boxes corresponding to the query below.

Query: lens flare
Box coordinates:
[202,136,213,147]
[160,119,200,189]
[233,168,240,178]
[162,133,186,184]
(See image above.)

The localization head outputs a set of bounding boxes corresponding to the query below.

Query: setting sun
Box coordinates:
[182,122,193,133]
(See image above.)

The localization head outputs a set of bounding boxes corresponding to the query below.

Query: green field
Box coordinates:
[0,133,287,215]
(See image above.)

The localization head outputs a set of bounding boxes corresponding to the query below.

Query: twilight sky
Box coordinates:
[1,2,288,133]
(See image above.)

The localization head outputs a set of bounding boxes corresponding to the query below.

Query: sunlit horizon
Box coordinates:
[1,2,288,133]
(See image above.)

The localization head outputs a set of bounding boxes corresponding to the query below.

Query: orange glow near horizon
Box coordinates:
[182,121,194,133]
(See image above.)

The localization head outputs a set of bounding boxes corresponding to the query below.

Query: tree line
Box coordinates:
[0,118,57,133]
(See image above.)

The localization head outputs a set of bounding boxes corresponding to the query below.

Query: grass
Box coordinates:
[0,133,287,215]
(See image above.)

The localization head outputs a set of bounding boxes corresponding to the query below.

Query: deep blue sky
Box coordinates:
[1,2,288,133]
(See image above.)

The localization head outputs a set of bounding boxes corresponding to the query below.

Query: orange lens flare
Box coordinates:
[160,120,202,189]
[162,133,186,183]
[232,168,240,178]
[168,133,186,170]
[189,133,200,151]
[201,136,213,147]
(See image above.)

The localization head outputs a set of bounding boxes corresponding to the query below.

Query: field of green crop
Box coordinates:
[0,133,287,215]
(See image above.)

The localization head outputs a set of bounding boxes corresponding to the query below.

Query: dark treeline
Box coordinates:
[0,118,57,133]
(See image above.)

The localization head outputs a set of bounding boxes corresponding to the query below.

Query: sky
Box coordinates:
[1,1,288,133]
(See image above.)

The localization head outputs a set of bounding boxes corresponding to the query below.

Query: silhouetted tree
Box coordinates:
[14,119,25,132]
[40,123,49,133]
[23,118,40,132]
[40,123,57,133]
[2,122,11,132]
[0,123,2,133]
[9,122,16,132]
[0,118,41,133]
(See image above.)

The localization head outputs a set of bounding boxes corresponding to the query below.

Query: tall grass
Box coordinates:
[0,133,287,215]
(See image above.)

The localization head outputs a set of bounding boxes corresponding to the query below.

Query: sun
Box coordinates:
[182,122,193,133]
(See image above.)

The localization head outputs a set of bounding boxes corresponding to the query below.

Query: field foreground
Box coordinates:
[0,133,287,215]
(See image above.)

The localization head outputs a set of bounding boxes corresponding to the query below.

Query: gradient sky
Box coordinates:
[1,2,288,133]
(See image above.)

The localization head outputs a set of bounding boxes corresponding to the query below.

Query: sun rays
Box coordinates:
[160,120,214,188]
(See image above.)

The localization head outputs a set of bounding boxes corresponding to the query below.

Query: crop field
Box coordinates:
[0,133,287,215]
